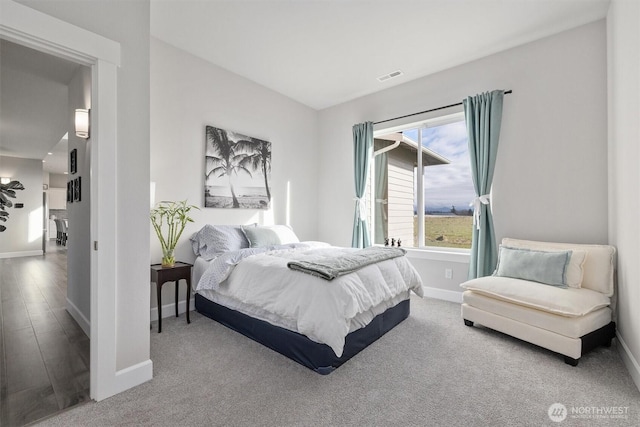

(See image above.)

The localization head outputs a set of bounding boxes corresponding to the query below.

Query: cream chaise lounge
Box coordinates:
[461,238,616,366]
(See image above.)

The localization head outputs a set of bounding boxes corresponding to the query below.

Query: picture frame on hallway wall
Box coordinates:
[70,148,78,174]
[67,180,73,203]
[204,125,272,209]
[74,177,81,202]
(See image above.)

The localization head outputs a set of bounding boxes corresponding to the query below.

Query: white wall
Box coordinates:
[66,64,91,335]
[0,156,43,256]
[607,0,640,391]
[0,47,68,156]
[17,0,152,372]
[150,38,319,311]
[49,173,66,188]
[317,21,608,293]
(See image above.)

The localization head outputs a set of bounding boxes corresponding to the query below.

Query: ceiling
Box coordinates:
[151,0,611,110]
[0,39,79,174]
[1,0,611,173]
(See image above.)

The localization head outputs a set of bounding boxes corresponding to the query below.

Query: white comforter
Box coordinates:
[195,242,424,357]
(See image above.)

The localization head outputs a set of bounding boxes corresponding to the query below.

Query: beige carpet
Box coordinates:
[36,296,640,426]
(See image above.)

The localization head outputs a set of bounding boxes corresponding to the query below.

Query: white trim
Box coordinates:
[373,110,465,134]
[0,0,120,66]
[374,140,400,157]
[111,360,153,397]
[617,332,640,393]
[405,247,470,263]
[422,287,463,304]
[90,57,121,402]
[371,110,470,250]
[416,128,424,246]
[66,297,90,338]
[150,298,196,322]
[0,250,43,259]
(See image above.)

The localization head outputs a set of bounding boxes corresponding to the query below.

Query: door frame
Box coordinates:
[0,0,122,401]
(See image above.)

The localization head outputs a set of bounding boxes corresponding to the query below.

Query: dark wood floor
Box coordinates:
[0,240,90,426]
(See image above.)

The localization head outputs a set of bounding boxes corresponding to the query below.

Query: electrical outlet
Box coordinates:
[445,269,453,279]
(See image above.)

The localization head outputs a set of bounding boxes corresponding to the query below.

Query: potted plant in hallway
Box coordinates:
[150,200,198,267]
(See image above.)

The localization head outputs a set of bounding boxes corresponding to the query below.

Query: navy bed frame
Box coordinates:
[195,293,410,374]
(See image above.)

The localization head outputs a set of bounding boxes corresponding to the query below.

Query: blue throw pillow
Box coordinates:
[494,246,571,288]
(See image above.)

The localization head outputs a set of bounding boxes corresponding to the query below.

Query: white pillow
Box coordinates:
[555,249,586,288]
[242,225,300,248]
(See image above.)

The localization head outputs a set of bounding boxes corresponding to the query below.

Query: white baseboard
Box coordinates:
[66,297,91,338]
[616,331,640,393]
[93,359,153,402]
[0,250,43,259]
[150,297,196,322]
[422,286,463,303]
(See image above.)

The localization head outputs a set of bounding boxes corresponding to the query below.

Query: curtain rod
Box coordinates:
[373,90,512,125]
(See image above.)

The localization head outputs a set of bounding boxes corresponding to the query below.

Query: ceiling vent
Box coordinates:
[377,70,403,82]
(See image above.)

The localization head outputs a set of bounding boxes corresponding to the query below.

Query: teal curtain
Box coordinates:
[374,152,388,245]
[352,122,373,248]
[464,90,504,279]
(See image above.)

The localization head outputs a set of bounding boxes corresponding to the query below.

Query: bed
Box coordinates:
[190,224,424,374]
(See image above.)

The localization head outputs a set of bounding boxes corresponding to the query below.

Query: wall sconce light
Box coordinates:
[0,177,11,185]
[75,108,90,139]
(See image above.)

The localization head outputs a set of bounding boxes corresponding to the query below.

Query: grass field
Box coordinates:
[419,215,473,249]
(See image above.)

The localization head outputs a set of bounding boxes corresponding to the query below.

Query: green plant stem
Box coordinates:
[150,200,198,262]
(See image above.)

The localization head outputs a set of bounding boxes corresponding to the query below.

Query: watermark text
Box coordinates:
[548,403,630,422]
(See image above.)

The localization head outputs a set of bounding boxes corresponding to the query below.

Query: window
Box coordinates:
[371,113,474,250]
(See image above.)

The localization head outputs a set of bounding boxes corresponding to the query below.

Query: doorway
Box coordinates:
[1,0,124,404]
[0,39,92,424]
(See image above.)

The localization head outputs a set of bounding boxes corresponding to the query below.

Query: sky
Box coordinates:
[404,120,476,211]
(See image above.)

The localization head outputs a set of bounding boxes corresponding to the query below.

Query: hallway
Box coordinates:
[0,241,89,426]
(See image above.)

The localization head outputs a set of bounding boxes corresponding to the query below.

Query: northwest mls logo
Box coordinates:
[548,403,568,422]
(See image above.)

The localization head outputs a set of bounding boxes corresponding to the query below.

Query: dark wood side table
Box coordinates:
[150,262,192,333]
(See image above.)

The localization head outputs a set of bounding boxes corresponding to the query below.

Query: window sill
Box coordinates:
[403,247,470,263]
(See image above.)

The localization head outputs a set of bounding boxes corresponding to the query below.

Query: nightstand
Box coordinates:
[150,262,192,333]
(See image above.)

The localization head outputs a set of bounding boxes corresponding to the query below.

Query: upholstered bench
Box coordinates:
[461,238,616,366]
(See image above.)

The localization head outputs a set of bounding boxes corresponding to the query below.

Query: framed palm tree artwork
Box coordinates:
[204,125,272,209]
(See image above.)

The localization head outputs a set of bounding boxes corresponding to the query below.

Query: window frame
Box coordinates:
[371,111,472,254]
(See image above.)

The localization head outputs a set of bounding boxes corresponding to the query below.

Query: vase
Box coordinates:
[161,249,175,268]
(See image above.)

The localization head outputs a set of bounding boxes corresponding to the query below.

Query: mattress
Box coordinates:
[189,230,422,373]
[198,288,411,339]
[193,246,423,357]
[195,293,410,374]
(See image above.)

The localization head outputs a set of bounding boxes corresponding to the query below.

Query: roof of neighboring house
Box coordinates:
[374,132,450,166]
